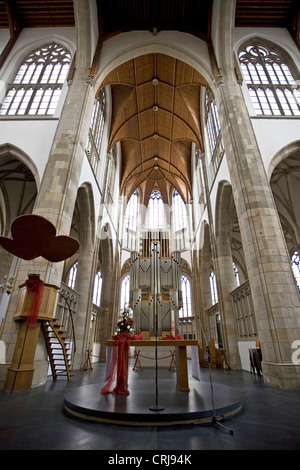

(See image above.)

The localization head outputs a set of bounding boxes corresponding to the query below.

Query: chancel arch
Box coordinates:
[214,180,242,369]
[269,141,300,290]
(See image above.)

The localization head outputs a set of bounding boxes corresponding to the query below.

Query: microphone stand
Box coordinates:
[149,242,164,412]
[199,322,233,434]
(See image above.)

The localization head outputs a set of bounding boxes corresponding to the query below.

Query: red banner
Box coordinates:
[25,276,44,327]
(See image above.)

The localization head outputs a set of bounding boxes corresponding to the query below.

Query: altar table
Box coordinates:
[106,339,200,391]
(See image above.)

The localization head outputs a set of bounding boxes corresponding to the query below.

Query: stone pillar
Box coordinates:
[216,77,300,388]
[198,225,213,345]
[0,1,97,387]
[72,246,96,369]
[215,225,241,369]
[98,264,116,362]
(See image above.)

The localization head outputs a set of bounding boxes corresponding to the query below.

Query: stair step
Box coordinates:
[43,320,73,382]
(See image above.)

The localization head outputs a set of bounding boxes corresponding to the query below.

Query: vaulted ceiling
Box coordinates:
[0,0,299,204]
[100,54,208,204]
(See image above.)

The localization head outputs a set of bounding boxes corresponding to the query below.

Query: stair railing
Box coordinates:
[54,282,80,367]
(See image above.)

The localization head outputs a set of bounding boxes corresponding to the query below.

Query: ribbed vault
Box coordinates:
[99,53,208,205]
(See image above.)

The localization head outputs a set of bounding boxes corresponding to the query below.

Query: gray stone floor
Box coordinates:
[0,361,300,451]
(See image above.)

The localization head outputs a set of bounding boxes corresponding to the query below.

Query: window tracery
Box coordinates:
[0,43,71,116]
[120,274,130,308]
[180,275,192,318]
[68,261,78,290]
[210,271,218,305]
[239,41,300,116]
[86,88,106,173]
[125,190,138,232]
[172,190,187,232]
[93,271,102,307]
[148,191,164,229]
[205,90,224,178]
[291,251,300,290]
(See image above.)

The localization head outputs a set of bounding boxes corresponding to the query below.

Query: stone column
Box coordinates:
[0,0,97,386]
[198,225,213,345]
[215,225,241,369]
[98,264,116,362]
[211,0,300,388]
[215,76,300,388]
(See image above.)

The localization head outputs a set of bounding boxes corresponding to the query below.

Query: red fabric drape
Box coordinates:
[162,334,183,340]
[25,276,44,327]
[101,333,131,395]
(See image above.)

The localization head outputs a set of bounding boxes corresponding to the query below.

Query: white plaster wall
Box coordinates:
[252,118,300,179]
[0,119,59,180]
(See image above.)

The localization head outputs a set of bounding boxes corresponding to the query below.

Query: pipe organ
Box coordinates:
[129,231,182,337]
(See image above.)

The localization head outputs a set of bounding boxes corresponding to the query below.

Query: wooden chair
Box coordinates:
[199,340,224,369]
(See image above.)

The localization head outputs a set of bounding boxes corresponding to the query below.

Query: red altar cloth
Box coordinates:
[101,333,144,395]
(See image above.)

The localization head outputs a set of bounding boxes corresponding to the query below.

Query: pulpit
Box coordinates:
[5,276,59,392]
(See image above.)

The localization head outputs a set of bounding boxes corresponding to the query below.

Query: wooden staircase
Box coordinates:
[42,320,74,380]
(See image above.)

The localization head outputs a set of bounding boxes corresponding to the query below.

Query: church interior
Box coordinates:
[0,0,300,451]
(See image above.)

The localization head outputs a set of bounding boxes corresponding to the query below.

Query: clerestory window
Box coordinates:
[0,43,71,116]
[93,271,103,307]
[233,262,240,287]
[86,88,106,173]
[125,190,138,232]
[68,261,78,290]
[205,90,224,175]
[291,251,300,290]
[210,271,218,305]
[120,274,130,309]
[180,275,192,318]
[239,41,300,116]
[172,190,187,232]
[148,191,164,229]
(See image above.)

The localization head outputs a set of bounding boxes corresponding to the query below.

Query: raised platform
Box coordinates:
[64,366,243,427]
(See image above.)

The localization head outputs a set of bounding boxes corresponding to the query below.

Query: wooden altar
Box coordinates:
[107,339,200,391]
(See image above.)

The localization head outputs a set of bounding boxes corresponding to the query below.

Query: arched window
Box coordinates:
[120,274,130,309]
[93,271,102,307]
[125,190,138,232]
[180,275,192,318]
[239,41,300,116]
[86,88,106,172]
[148,191,164,229]
[210,271,218,305]
[233,262,240,287]
[0,43,71,116]
[291,251,300,290]
[172,190,187,232]
[68,262,78,290]
[205,90,224,166]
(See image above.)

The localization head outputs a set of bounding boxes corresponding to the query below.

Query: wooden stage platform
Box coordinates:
[64,358,243,427]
